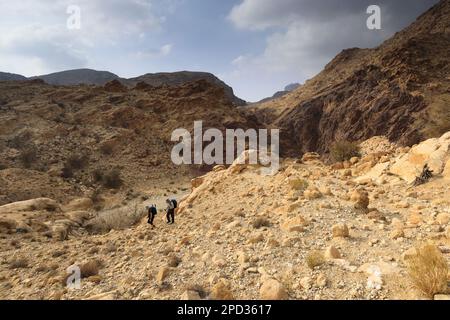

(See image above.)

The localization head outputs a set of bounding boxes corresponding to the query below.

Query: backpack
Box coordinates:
[148,205,157,215]
[171,199,177,209]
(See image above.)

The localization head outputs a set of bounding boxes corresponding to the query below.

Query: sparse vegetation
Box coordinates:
[19,148,38,169]
[84,202,145,234]
[306,250,326,269]
[252,217,271,229]
[9,257,29,269]
[66,153,89,170]
[94,168,123,189]
[330,140,360,162]
[99,143,114,155]
[406,244,449,298]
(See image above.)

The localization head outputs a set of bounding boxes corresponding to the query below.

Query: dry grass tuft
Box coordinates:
[252,217,271,229]
[84,202,145,234]
[406,244,449,298]
[306,250,326,270]
[330,140,360,162]
[9,257,29,269]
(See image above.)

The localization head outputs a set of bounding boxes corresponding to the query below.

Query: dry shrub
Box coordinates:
[252,217,271,229]
[84,202,145,234]
[10,257,29,269]
[406,244,449,298]
[99,143,114,155]
[306,250,326,269]
[80,260,103,278]
[102,169,123,189]
[330,140,360,162]
[66,153,89,170]
[92,168,123,189]
[19,148,38,168]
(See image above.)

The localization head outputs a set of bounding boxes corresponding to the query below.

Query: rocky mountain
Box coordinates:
[0,79,257,206]
[256,83,301,104]
[254,0,450,156]
[0,72,27,81]
[124,71,247,106]
[3,69,246,106]
[30,69,120,86]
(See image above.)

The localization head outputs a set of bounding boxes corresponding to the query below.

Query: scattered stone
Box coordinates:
[324,246,341,260]
[259,279,288,300]
[332,223,349,238]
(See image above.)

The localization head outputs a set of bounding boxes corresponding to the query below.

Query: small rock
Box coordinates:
[332,223,349,238]
[259,279,288,300]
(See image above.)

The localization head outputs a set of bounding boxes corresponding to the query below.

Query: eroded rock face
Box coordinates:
[0,198,60,214]
[390,132,450,183]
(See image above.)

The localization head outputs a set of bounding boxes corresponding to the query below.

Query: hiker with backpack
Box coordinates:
[165,198,177,224]
[147,204,157,227]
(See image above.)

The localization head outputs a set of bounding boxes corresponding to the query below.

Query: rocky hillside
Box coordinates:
[0,132,449,300]
[30,69,120,86]
[124,71,246,106]
[253,0,450,156]
[4,69,246,107]
[0,79,257,207]
[0,72,27,82]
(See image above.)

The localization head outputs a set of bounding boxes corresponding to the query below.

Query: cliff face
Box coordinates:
[256,0,450,156]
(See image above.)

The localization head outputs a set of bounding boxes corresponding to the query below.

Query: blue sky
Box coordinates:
[0,0,440,101]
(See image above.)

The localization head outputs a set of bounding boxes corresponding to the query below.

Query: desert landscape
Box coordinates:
[0,0,449,301]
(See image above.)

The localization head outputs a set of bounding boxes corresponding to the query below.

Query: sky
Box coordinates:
[0,0,440,102]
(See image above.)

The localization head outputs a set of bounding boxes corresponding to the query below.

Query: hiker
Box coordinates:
[147,204,157,227]
[165,199,177,224]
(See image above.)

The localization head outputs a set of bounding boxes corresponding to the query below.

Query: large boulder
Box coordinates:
[390,132,450,183]
[0,198,60,214]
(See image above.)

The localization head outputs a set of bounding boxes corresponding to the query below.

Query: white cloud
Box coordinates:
[134,44,173,59]
[0,0,172,75]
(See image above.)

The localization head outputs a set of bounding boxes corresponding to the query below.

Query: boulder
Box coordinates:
[0,198,60,214]
[332,223,349,238]
[210,279,234,300]
[390,132,450,183]
[350,189,369,210]
[281,216,308,233]
[259,279,288,300]
[181,290,201,300]
[156,266,170,284]
[324,246,341,260]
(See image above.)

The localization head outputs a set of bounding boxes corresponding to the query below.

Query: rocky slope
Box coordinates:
[0,132,449,300]
[0,72,27,82]
[30,69,120,86]
[253,0,450,156]
[125,71,247,106]
[0,79,256,207]
[4,69,246,107]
